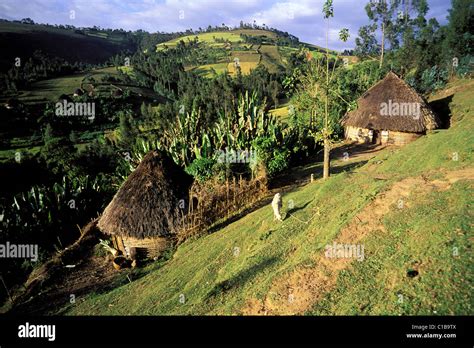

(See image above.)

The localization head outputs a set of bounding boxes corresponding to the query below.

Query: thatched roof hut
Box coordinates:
[342,72,439,145]
[98,150,193,259]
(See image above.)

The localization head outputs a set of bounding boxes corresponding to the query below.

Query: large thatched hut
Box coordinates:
[342,72,439,146]
[98,150,193,260]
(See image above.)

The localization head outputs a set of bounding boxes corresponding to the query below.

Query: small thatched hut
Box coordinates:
[342,72,439,146]
[98,150,193,260]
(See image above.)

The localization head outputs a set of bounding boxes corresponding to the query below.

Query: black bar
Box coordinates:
[0,316,472,346]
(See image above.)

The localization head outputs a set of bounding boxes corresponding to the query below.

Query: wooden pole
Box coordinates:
[0,275,13,304]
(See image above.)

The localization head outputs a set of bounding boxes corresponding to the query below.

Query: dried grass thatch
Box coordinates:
[98,150,193,239]
[342,72,439,133]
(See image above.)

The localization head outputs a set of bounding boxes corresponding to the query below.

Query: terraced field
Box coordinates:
[156,29,278,50]
[157,29,291,76]
[154,29,350,77]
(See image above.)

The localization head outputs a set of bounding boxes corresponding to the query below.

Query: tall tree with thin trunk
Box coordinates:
[293,0,349,180]
[322,0,333,179]
[365,0,396,68]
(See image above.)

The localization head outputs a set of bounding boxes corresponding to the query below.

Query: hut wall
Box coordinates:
[112,235,126,255]
[113,235,170,260]
[387,131,421,146]
[344,126,370,143]
[345,127,422,146]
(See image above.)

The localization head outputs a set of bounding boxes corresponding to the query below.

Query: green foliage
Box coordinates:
[0,173,114,302]
[185,157,217,182]
[322,0,334,18]
[267,148,291,177]
[455,55,474,78]
[291,57,385,143]
[118,110,136,147]
[354,24,379,59]
[354,0,472,92]
[40,125,77,176]
[42,123,54,146]
[339,28,350,42]
[419,65,448,94]
[252,136,290,178]
[442,0,474,60]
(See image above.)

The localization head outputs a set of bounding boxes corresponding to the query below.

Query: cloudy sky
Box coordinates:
[0,0,452,50]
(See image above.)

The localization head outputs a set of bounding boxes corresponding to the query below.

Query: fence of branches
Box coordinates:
[176,176,267,243]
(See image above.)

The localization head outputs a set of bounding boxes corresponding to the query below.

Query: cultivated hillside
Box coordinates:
[43,78,473,316]
[156,29,337,77]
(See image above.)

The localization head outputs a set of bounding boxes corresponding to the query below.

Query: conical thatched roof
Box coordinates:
[98,150,193,239]
[342,72,439,133]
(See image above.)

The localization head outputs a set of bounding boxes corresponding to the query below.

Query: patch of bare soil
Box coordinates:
[6,219,122,315]
[242,168,473,315]
[11,254,119,315]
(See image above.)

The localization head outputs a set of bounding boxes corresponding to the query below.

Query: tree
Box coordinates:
[43,123,54,146]
[119,111,135,147]
[269,80,280,108]
[21,18,35,25]
[354,24,379,59]
[442,0,474,60]
[364,0,397,68]
[299,0,349,180]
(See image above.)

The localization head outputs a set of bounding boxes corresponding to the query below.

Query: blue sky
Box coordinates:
[0,0,452,50]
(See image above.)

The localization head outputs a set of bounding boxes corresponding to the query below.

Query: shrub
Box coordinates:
[185,157,216,182]
[455,55,473,78]
[419,65,448,94]
[267,148,290,177]
[252,136,290,178]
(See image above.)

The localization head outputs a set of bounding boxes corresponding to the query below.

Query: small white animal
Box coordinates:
[272,193,283,221]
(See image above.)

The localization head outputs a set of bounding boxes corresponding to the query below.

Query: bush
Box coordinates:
[455,55,473,78]
[252,136,290,178]
[185,157,216,182]
[419,65,448,94]
[267,148,290,177]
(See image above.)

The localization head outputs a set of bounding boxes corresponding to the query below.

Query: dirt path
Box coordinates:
[243,168,473,315]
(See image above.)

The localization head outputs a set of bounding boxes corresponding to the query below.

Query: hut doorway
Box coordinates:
[372,130,381,144]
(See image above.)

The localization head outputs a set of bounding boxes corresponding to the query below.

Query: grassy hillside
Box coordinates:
[58,78,473,316]
[12,66,155,106]
[0,21,135,71]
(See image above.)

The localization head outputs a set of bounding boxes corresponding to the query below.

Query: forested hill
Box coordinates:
[0,19,174,71]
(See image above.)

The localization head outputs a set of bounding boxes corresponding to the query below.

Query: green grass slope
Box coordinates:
[13,66,153,106]
[63,79,473,316]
